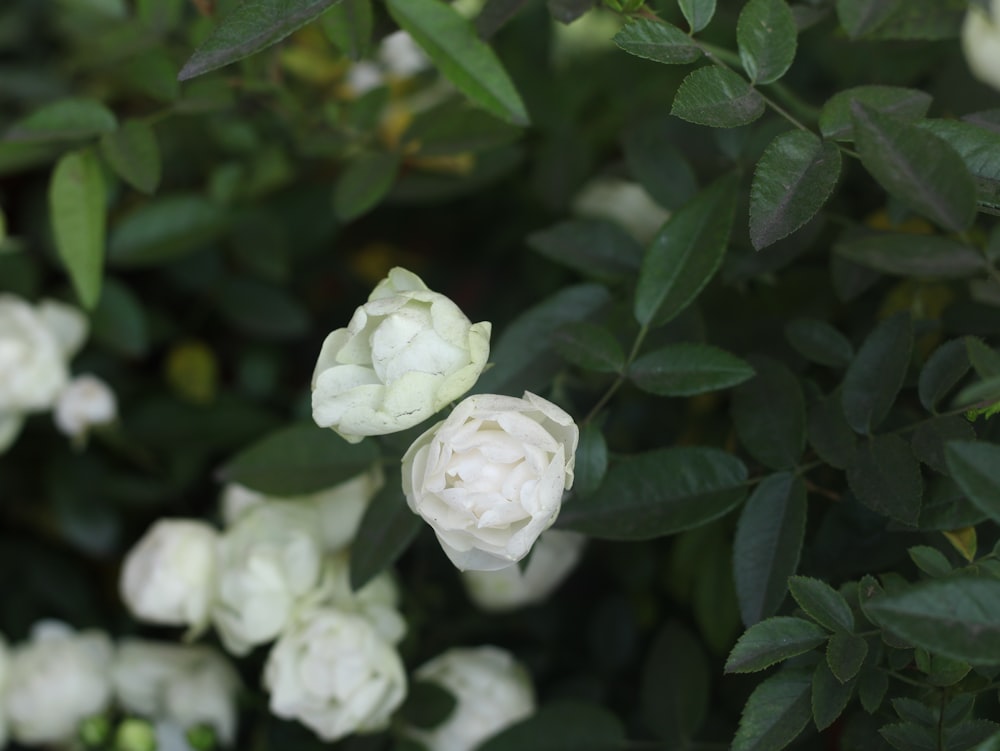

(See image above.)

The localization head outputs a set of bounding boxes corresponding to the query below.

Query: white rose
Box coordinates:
[54,373,118,439]
[378,31,430,78]
[120,519,218,630]
[401,391,579,571]
[113,639,241,745]
[963,0,1000,91]
[264,608,406,742]
[311,267,491,444]
[462,530,586,612]
[572,176,670,244]
[213,503,324,655]
[6,621,114,745]
[307,553,407,645]
[409,647,534,751]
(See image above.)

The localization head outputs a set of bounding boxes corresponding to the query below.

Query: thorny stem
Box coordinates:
[582,323,651,426]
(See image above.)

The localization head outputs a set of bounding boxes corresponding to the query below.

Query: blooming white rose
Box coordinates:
[264,608,406,742]
[378,31,430,78]
[312,267,491,444]
[6,621,114,745]
[963,0,1000,91]
[462,530,586,612]
[409,647,535,751]
[120,519,218,630]
[54,373,118,439]
[572,176,670,244]
[213,503,324,654]
[113,639,241,745]
[401,391,579,571]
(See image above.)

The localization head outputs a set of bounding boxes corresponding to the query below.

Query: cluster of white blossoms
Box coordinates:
[0,294,117,453]
[0,621,238,750]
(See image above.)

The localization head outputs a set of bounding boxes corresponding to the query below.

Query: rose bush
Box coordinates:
[311,267,491,443]
[402,391,579,571]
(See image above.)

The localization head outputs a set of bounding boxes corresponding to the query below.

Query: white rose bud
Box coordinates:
[409,647,535,751]
[312,267,491,444]
[120,519,218,630]
[401,391,579,571]
[963,0,1000,91]
[54,373,118,440]
[378,31,430,78]
[7,621,114,745]
[213,503,324,655]
[572,176,670,245]
[462,530,586,612]
[264,608,406,742]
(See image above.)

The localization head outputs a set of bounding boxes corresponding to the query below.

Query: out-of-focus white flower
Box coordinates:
[264,608,406,742]
[120,519,218,630]
[462,530,586,612]
[0,635,10,748]
[219,483,267,526]
[54,373,117,439]
[345,61,385,96]
[306,553,406,645]
[113,639,241,745]
[6,621,114,745]
[378,31,430,78]
[402,391,579,572]
[212,503,324,655]
[409,647,535,751]
[312,267,491,444]
[963,0,1000,91]
[572,176,670,244]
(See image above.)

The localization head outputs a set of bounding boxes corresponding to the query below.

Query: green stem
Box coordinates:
[883,667,931,689]
[582,323,650,426]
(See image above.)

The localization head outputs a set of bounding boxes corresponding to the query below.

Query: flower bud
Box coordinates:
[963,0,1000,92]
[54,373,118,440]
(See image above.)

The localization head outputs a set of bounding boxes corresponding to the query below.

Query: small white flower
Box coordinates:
[963,0,1000,91]
[54,373,117,439]
[572,176,670,244]
[345,61,385,96]
[378,31,430,78]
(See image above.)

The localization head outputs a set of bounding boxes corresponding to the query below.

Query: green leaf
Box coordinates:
[749,130,841,249]
[732,669,812,751]
[403,102,522,157]
[827,632,868,683]
[478,701,625,751]
[333,151,401,222]
[725,616,828,673]
[949,722,1000,751]
[215,278,309,339]
[552,322,625,374]
[528,219,643,283]
[218,422,379,495]
[634,175,737,326]
[613,18,702,64]
[98,120,161,195]
[946,441,1000,524]
[841,312,912,434]
[733,473,807,626]
[858,664,889,713]
[736,0,797,84]
[108,195,227,267]
[178,0,343,80]
[865,576,1000,665]
[806,391,858,469]
[678,0,717,32]
[640,621,710,743]
[847,434,923,525]
[784,318,853,368]
[90,277,149,357]
[350,483,422,590]
[671,67,765,128]
[573,424,608,498]
[819,85,931,141]
[788,575,855,633]
[880,722,936,751]
[836,0,900,38]
[910,415,975,475]
[812,661,853,731]
[629,343,754,397]
[320,0,373,59]
[49,150,106,310]
[732,356,806,470]
[833,233,984,279]
[386,0,529,125]
[967,337,1000,379]
[852,103,977,232]
[921,119,1000,215]
[622,117,698,210]
[864,0,966,41]
[474,0,533,38]
[918,338,970,413]
[558,447,748,540]
[5,98,118,143]
[398,681,456,729]
[908,545,952,577]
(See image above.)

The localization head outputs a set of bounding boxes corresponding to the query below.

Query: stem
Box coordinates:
[883,668,931,689]
[582,323,650,426]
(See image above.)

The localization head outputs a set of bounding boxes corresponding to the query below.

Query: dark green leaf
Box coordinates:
[812,660,853,731]
[827,633,868,683]
[732,356,806,470]
[558,447,748,540]
[671,67,765,128]
[629,343,754,397]
[640,621,710,743]
[215,278,309,339]
[475,0,532,38]
[5,98,117,142]
[477,701,625,751]
[333,151,401,222]
[866,576,1000,665]
[108,195,227,267]
[90,277,149,357]
[398,681,456,729]
[807,391,858,469]
[49,150,106,310]
[725,616,828,673]
[678,0,717,32]
[841,312,912,434]
[918,338,970,413]
[733,473,807,625]
[573,424,608,498]
[880,722,936,751]
[789,575,855,633]
[852,103,977,232]
[910,416,976,475]
[613,18,702,64]
[858,664,889,713]
[847,434,923,525]
[350,483,422,590]
[737,0,797,84]
[218,422,379,495]
[919,476,989,531]
[949,722,1000,751]
[819,85,931,141]
[528,219,643,283]
[622,117,698,210]
[946,441,1000,524]
[320,0,373,59]
[386,0,529,125]
[178,0,342,80]
[921,119,1000,216]
[552,322,625,374]
[547,0,594,23]
[834,233,984,279]
[836,0,900,38]
[403,103,521,156]
[864,0,966,41]
[784,318,853,368]
[915,648,971,687]
[750,130,841,249]
[967,337,1000,378]
[634,175,737,326]
[732,669,813,751]
[908,545,952,577]
[99,120,161,195]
